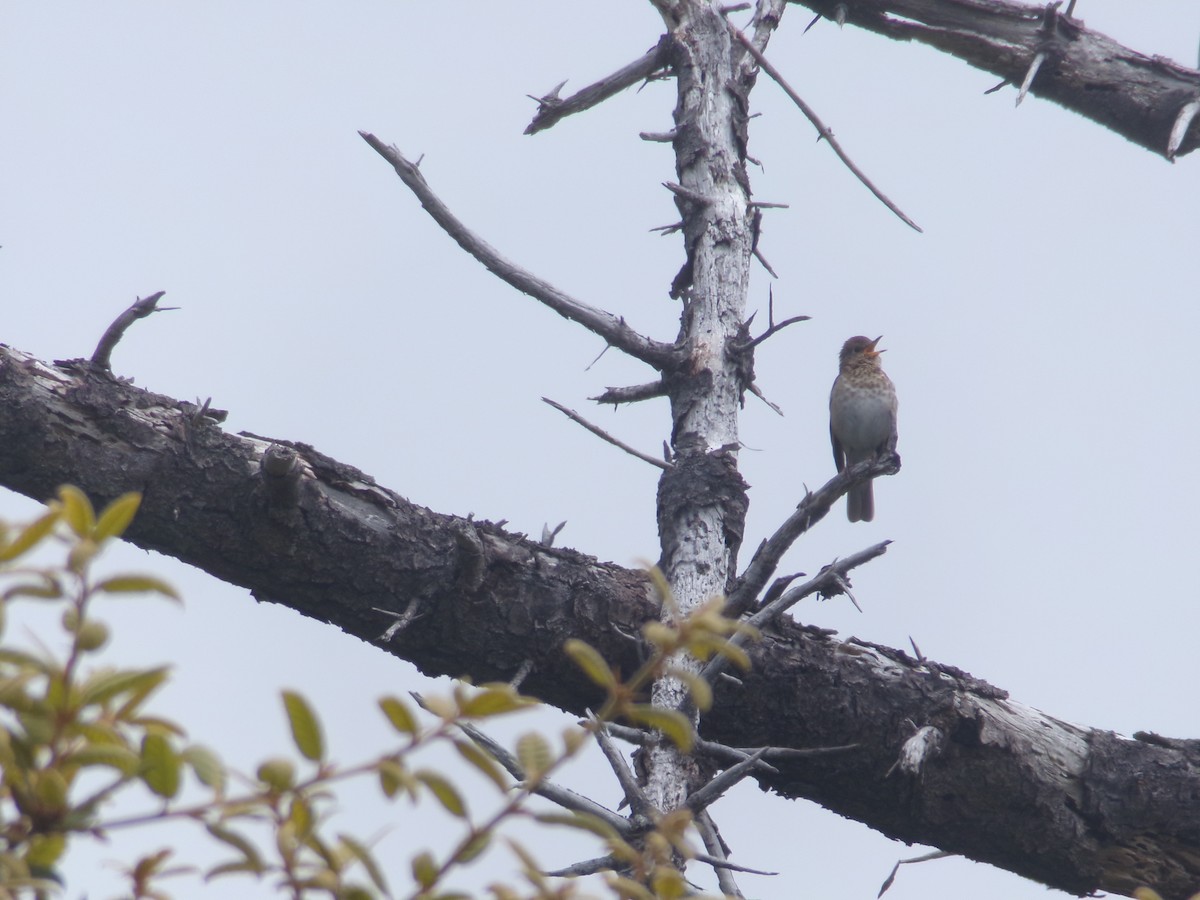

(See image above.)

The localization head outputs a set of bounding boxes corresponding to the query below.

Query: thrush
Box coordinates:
[829,335,898,523]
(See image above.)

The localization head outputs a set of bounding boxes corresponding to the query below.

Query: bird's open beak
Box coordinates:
[866,335,885,356]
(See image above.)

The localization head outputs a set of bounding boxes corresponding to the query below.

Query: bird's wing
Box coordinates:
[830,422,846,472]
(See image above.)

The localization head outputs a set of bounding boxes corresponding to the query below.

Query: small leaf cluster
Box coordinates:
[0,492,748,899]
[565,568,755,753]
[563,569,756,898]
[0,487,198,897]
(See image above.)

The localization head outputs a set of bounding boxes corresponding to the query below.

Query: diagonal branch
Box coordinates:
[727,452,899,614]
[2,345,1200,897]
[702,541,891,684]
[729,24,924,232]
[360,132,681,370]
[543,397,670,470]
[453,719,633,836]
[525,36,673,135]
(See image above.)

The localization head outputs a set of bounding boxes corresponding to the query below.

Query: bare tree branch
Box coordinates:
[360,132,681,370]
[704,541,891,684]
[525,36,673,135]
[727,453,899,614]
[591,380,669,405]
[90,291,175,370]
[449,717,633,836]
[790,0,1200,159]
[695,811,746,898]
[728,24,924,232]
[543,398,671,470]
[687,748,769,812]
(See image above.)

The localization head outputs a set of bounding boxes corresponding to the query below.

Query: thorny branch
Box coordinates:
[360,132,681,370]
[90,291,176,370]
[525,36,673,134]
[727,452,899,614]
[728,23,924,232]
[542,397,671,470]
[703,540,891,684]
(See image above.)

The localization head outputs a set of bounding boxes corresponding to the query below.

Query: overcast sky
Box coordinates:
[4,3,1200,898]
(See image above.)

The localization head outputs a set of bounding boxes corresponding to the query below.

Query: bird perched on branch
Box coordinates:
[829,335,898,523]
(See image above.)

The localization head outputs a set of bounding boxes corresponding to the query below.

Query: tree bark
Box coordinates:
[789,0,1200,160]
[2,343,1198,899]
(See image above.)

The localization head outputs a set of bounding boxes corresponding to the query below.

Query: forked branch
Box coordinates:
[727,452,899,613]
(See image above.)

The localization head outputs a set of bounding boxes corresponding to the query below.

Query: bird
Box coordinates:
[829,335,898,523]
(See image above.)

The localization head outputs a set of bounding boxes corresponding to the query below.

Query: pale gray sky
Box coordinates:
[4,3,1200,898]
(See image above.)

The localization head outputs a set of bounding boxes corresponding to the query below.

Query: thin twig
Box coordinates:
[544,856,621,878]
[375,596,424,642]
[696,811,745,898]
[360,133,679,370]
[591,380,669,405]
[455,720,632,834]
[752,246,779,278]
[747,383,783,416]
[703,541,891,684]
[727,26,923,233]
[91,292,175,369]
[525,36,672,135]
[726,453,899,613]
[687,748,769,812]
[591,713,654,819]
[878,850,953,897]
[693,850,777,877]
[543,397,670,470]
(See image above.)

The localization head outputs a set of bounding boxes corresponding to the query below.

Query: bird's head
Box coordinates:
[839,335,885,368]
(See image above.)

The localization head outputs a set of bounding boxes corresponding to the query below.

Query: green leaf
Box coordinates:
[3,575,63,602]
[0,508,61,562]
[665,666,713,712]
[182,744,225,792]
[458,684,534,718]
[81,666,170,707]
[650,867,688,899]
[453,739,509,791]
[93,492,142,541]
[57,485,95,538]
[626,705,694,752]
[455,830,491,864]
[563,639,616,691]
[25,833,66,869]
[206,860,268,880]
[378,695,417,735]
[256,757,295,791]
[93,575,180,601]
[416,769,467,818]
[515,732,553,779]
[339,834,389,894]
[67,743,141,776]
[712,639,751,671]
[287,795,314,839]
[205,823,265,873]
[33,768,69,811]
[282,690,324,762]
[377,759,412,799]
[140,732,181,798]
[411,850,438,889]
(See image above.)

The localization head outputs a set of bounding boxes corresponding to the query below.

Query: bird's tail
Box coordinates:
[847,482,874,523]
